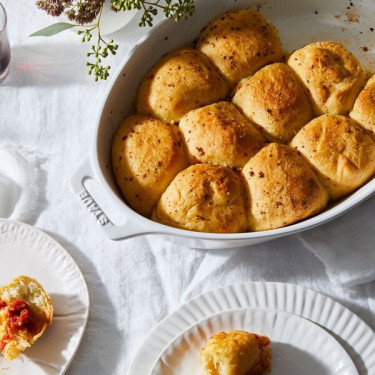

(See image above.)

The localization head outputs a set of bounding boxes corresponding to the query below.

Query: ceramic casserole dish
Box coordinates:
[70,0,375,249]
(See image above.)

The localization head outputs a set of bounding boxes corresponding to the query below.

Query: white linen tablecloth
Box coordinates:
[1,1,374,374]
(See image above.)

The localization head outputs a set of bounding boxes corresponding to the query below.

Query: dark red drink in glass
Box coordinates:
[0,3,10,82]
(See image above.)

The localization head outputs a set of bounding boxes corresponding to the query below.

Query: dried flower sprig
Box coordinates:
[36,0,105,23]
[31,0,196,81]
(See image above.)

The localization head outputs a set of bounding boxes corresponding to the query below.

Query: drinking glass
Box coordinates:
[0,3,10,82]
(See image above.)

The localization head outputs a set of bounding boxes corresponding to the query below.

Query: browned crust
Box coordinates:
[153,164,247,233]
[350,74,375,137]
[290,115,375,200]
[288,42,366,115]
[242,143,329,231]
[197,10,283,88]
[112,115,188,217]
[137,48,229,122]
[179,102,265,167]
[233,63,313,142]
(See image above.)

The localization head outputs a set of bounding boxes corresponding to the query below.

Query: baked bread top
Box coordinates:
[290,115,375,200]
[112,115,188,217]
[350,74,375,137]
[136,48,229,122]
[288,42,365,115]
[179,102,265,168]
[152,164,247,233]
[197,10,283,88]
[0,276,53,361]
[200,330,271,375]
[242,143,329,231]
[233,63,313,142]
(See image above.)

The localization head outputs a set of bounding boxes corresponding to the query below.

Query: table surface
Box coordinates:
[1,1,374,374]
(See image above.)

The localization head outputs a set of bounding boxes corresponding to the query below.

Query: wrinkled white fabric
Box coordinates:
[297,197,375,287]
[0,146,42,222]
[0,1,374,375]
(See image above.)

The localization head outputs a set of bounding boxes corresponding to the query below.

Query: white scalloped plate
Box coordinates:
[128,282,375,375]
[0,219,89,375]
[150,308,358,375]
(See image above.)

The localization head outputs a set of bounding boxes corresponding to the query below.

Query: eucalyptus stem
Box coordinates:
[79,5,119,81]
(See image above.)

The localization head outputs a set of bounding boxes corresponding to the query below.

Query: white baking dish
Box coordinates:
[70,0,375,249]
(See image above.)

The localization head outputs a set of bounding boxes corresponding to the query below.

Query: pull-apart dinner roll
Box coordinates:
[0,276,53,361]
[290,115,375,200]
[152,164,247,233]
[233,63,313,142]
[288,42,365,115]
[200,330,271,375]
[112,115,188,217]
[179,102,265,168]
[242,143,329,231]
[350,74,375,137]
[136,48,229,122]
[197,10,283,88]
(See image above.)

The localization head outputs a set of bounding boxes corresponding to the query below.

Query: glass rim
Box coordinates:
[0,3,7,34]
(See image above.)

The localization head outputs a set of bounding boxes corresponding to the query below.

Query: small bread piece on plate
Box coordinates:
[136,48,229,122]
[152,164,247,233]
[233,63,313,142]
[0,276,53,361]
[197,10,283,88]
[242,143,329,231]
[179,102,265,168]
[112,115,188,217]
[350,74,375,137]
[290,115,375,200]
[288,42,366,116]
[200,330,271,375]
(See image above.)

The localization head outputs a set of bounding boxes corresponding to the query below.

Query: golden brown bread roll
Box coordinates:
[112,115,188,217]
[350,74,375,137]
[233,63,313,142]
[0,276,53,361]
[152,164,247,233]
[200,330,271,375]
[288,42,366,115]
[290,115,375,200]
[197,10,283,88]
[242,143,329,231]
[179,102,265,167]
[136,48,229,122]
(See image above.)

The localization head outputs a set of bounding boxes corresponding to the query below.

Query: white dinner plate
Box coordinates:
[0,219,89,375]
[150,308,358,375]
[128,282,375,375]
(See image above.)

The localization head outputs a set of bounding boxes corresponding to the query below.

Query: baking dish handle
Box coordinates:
[70,157,149,241]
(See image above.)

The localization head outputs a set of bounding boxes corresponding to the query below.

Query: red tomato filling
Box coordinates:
[7,300,34,331]
[0,333,12,352]
[0,299,38,352]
